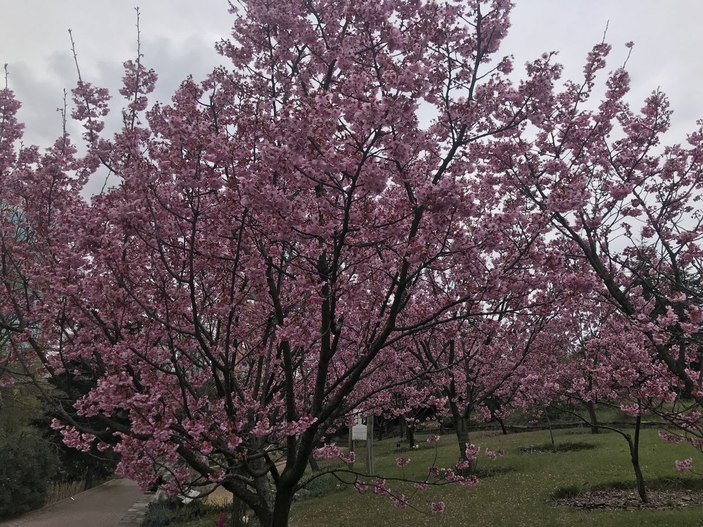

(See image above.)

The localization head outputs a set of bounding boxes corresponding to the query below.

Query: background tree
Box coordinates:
[496,38,703,469]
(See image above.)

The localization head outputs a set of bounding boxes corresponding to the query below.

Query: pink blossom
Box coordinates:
[372,479,390,497]
[465,443,480,461]
[463,475,480,487]
[4,0,703,523]
[675,458,693,472]
[395,456,411,468]
[339,451,356,465]
[392,494,408,509]
[354,481,368,494]
[455,459,470,471]
[431,501,446,514]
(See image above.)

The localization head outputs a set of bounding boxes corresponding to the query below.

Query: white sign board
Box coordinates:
[351,423,367,441]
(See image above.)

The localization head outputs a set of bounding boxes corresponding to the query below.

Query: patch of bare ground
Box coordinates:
[551,485,703,511]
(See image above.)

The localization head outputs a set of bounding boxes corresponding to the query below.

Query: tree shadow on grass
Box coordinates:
[470,465,515,478]
[518,441,598,455]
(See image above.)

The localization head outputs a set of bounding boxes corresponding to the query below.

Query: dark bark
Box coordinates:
[376,416,385,441]
[405,421,415,448]
[586,400,600,434]
[628,414,648,503]
[398,417,406,439]
[453,412,475,475]
[486,397,507,435]
[308,457,320,473]
[230,499,248,527]
[496,416,508,435]
[544,410,556,450]
[456,414,470,454]
[270,485,294,527]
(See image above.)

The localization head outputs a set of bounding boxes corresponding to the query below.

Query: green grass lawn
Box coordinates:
[289,428,703,527]
[142,426,703,526]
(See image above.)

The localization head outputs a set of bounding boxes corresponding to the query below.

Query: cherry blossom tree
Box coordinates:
[552,303,679,503]
[5,0,701,524]
[1,1,567,525]
[495,37,703,472]
[501,39,703,388]
[410,263,572,470]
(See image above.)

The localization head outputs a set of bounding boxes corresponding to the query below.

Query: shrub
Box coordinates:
[0,430,59,518]
[141,497,208,526]
[296,474,342,500]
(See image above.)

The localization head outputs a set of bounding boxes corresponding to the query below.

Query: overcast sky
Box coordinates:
[1,0,702,148]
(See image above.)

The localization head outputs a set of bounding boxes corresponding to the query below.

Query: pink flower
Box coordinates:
[431,501,446,514]
[339,451,356,465]
[445,469,464,483]
[485,448,497,460]
[395,456,411,467]
[465,443,480,461]
[354,481,369,493]
[426,434,441,444]
[392,494,408,509]
[372,479,390,497]
[463,475,479,487]
[675,458,693,472]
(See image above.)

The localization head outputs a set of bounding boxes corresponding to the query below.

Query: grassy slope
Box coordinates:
[289,428,703,527]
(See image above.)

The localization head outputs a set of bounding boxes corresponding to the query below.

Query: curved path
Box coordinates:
[0,479,151,527]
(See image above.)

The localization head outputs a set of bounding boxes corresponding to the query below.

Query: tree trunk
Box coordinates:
[398,417,407,439]
[237,460,276,527]
[486,397,507,434]
[230,499,248,527]
[628,414,648,503]
[308,457,320,473]
[586,400,600,434]
[366,415,375,476]
[270,486,294,527]
[347,429,355,470]
[496,416,508,435]
[405,421,415,448]
[453,413,475,475]
[544,409,556,450]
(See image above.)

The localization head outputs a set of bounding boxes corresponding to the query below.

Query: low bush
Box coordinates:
[0,430,59,518]
[296,474,343,500]
[142,497,209,527]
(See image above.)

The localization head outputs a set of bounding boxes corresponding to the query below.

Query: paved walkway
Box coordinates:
[0,479,154,527]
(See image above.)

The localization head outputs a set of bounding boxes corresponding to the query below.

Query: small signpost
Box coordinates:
[366,416,375,475]
[351,420,367,440]
[348,414,375,475]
